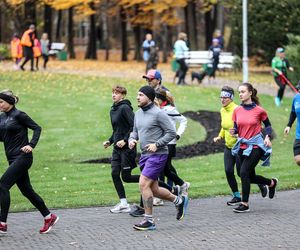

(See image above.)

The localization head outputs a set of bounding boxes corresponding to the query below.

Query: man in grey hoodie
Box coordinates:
[129,85,189,231]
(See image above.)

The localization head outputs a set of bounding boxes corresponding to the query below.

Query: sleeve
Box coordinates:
[218,128,225,138]
[129,114,139,142]
[287,98,296,127]
[17,111,41,148]
[155,111,176,147]
[262,117,272,135]
[271,58,277,70]
[122,105,134,142]
[167,108,187,137]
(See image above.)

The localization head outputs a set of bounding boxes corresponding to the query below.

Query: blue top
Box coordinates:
[231,133,272,167]
[291,94,300,139]
[142,39,155,61]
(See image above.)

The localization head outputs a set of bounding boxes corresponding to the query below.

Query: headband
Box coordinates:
[0,93,16,105]
[220,91,234,100]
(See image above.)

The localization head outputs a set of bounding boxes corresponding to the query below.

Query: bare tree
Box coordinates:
[85,2,97,59]
[68,7,75,58]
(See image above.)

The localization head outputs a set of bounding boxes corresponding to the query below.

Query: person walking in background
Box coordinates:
[129,86,188,231]
[208,38,222,79]
[174,32,189,85]
[40,33,50,69]
[10,33,23,70]
[103,86,140,213]
[142,33,155,72]
[284,82,300,166]
[213,29,224,49]
[230,83,278,213]
[146,46,159,72]
[20,24,35,71]
[33,37,42,70]
[213,86,268,206]
[0,89,59,234]
[272,47,294,106]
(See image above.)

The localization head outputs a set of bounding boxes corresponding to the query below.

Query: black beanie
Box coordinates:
[139,85,155,102]
[0,93,16,105]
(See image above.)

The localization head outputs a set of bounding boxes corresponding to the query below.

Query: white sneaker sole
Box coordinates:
[110,208,131,213]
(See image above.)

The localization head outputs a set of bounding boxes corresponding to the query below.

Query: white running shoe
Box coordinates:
[181,182,190,195]
[153,197,164,206]
[110,203,131,213]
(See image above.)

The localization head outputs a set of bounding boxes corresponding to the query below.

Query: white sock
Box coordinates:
[44,214,51,220]
[120,198,128,206]
[144,214,154,223]
[173,196,182,205]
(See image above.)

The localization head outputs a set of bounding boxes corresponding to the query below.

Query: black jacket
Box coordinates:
[108,99,134,147]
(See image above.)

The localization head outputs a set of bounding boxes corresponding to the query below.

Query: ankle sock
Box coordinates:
[233,192,241,198]
[144,214,154,223]
[173,196,183,205]
[120,198,128,206]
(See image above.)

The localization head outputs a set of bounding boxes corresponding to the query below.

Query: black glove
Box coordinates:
[176,134,180,140]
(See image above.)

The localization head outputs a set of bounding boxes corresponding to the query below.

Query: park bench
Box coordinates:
[185,51,235,70]
[49,42,66,56]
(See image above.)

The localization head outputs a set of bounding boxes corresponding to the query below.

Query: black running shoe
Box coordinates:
[227,196,241,206]
[133,219,156,231]
[258,184,268,198]
[233,203,250,213]
[129,205,145,217]
[176,195,189,220]
[269,178,278,199]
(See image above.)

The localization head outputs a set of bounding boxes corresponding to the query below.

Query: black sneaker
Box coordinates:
[129,205,145,217]
[227,196,241,206]
[133,219,156,231]
[269,178,278,199]
[176,195,189,220]
[258,184,268,198]
[233,203,250,213]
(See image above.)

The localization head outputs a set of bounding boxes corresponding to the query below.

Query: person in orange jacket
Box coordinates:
[10,33,23,69]
[20,24,35,71]
[33,38,42,70]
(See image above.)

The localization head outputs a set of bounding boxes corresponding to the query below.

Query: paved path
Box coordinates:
[0,189,299,249]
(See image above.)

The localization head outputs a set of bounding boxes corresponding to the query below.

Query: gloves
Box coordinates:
[176,134,180,140]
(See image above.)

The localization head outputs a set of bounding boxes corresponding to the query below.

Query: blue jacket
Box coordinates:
[231,133,272,166]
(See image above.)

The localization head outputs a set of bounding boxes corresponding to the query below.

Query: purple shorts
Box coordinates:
[139,154,168,180]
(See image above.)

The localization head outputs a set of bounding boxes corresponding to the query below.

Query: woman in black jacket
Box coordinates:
[0,90,58,234]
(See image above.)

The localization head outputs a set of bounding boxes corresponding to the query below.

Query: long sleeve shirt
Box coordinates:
[0,107,41,161]
[129,103,176,155]
[174,40,189,59]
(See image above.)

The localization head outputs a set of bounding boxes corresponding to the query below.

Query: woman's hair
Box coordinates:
[178,32,187,40]
[112,85,127,95]
[0,89,19,104]
[240,83,260,105]
[155,88,175,106]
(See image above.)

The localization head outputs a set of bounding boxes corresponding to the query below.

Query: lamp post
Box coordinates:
[242,0,248,83]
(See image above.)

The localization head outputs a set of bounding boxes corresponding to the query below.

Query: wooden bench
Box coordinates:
[185,51,235,70]
[49,42,66,56]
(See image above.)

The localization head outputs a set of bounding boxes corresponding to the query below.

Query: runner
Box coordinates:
[103,86,139,213]
[129,86,188,230]
[230,83,278,213]
[0,89,59,234]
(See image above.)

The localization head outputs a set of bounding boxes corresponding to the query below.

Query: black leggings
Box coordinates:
[275,76,286,101]
[176,58,188,84]
[0,156,50,222]
[111,147,139,199]
[224,146,239,193]
[237,148,272,203]
[42,54,49,69]
[21,47,34,70]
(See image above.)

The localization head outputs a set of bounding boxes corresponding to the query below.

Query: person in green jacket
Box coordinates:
[272,47,294,106]
[213,86,268,206]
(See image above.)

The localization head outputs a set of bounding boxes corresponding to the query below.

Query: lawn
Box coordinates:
[0,70,299,212]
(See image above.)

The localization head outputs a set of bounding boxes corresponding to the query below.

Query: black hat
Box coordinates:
[139,85,155,102]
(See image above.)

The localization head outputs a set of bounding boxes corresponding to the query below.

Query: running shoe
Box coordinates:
[269,178,278,199]
[275,97,281,107]
[176,195,189,220]
[0,223,7,234]
[133,219,156,231]
[258,184,268,198]
[153,198,164,206]
[181,182,190,195]
[172,185,181,196]
[129,205,145,217]
[110,203,131,213]
[226,196,241,206]
[233,204,250,213]
[40,214,59,234]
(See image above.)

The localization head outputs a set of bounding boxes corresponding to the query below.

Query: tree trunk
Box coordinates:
[85,3,97,59]
[44,4,52,41]
[120,7,127,61]
[55,10,62,41]
[205,6,217,49]
[184,2,198,50]
[161,25,168,63]
[68,7,75,59]
[133,25,142,61]
[24,0,36,28]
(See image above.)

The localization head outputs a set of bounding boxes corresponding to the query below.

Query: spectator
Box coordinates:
[10,33,23,70]
[33,37,42,70]
[208,38,222,79]
[20,24,35,71]
[214,29,224,49]
[174,32,189,85]
[146,46,159,72]
[142,33,155,71]
[40,33,50,69]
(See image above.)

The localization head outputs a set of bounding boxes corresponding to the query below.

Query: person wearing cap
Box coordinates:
[103,86,139,214]
[129,86,188,231]
[174,32,189,85]
[272,47,294,106]
[0,89,59,234]
[213,86,268,206]
[142,69,167,91]
[20,24,36,71]
[284,81,300,166]
[208,38,222,79]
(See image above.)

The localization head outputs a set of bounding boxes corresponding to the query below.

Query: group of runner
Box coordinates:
[0,63,300,233]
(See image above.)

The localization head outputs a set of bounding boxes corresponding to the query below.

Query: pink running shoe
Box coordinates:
[0,223,7,234]
[40,214,59,234]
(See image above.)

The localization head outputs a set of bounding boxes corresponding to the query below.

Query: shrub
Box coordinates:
[0,44,10,60]
[285,34,300,84]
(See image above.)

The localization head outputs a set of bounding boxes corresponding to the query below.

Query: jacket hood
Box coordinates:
[111,99,133,111]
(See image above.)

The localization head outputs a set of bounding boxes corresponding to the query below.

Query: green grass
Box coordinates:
[1,71,300,212]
